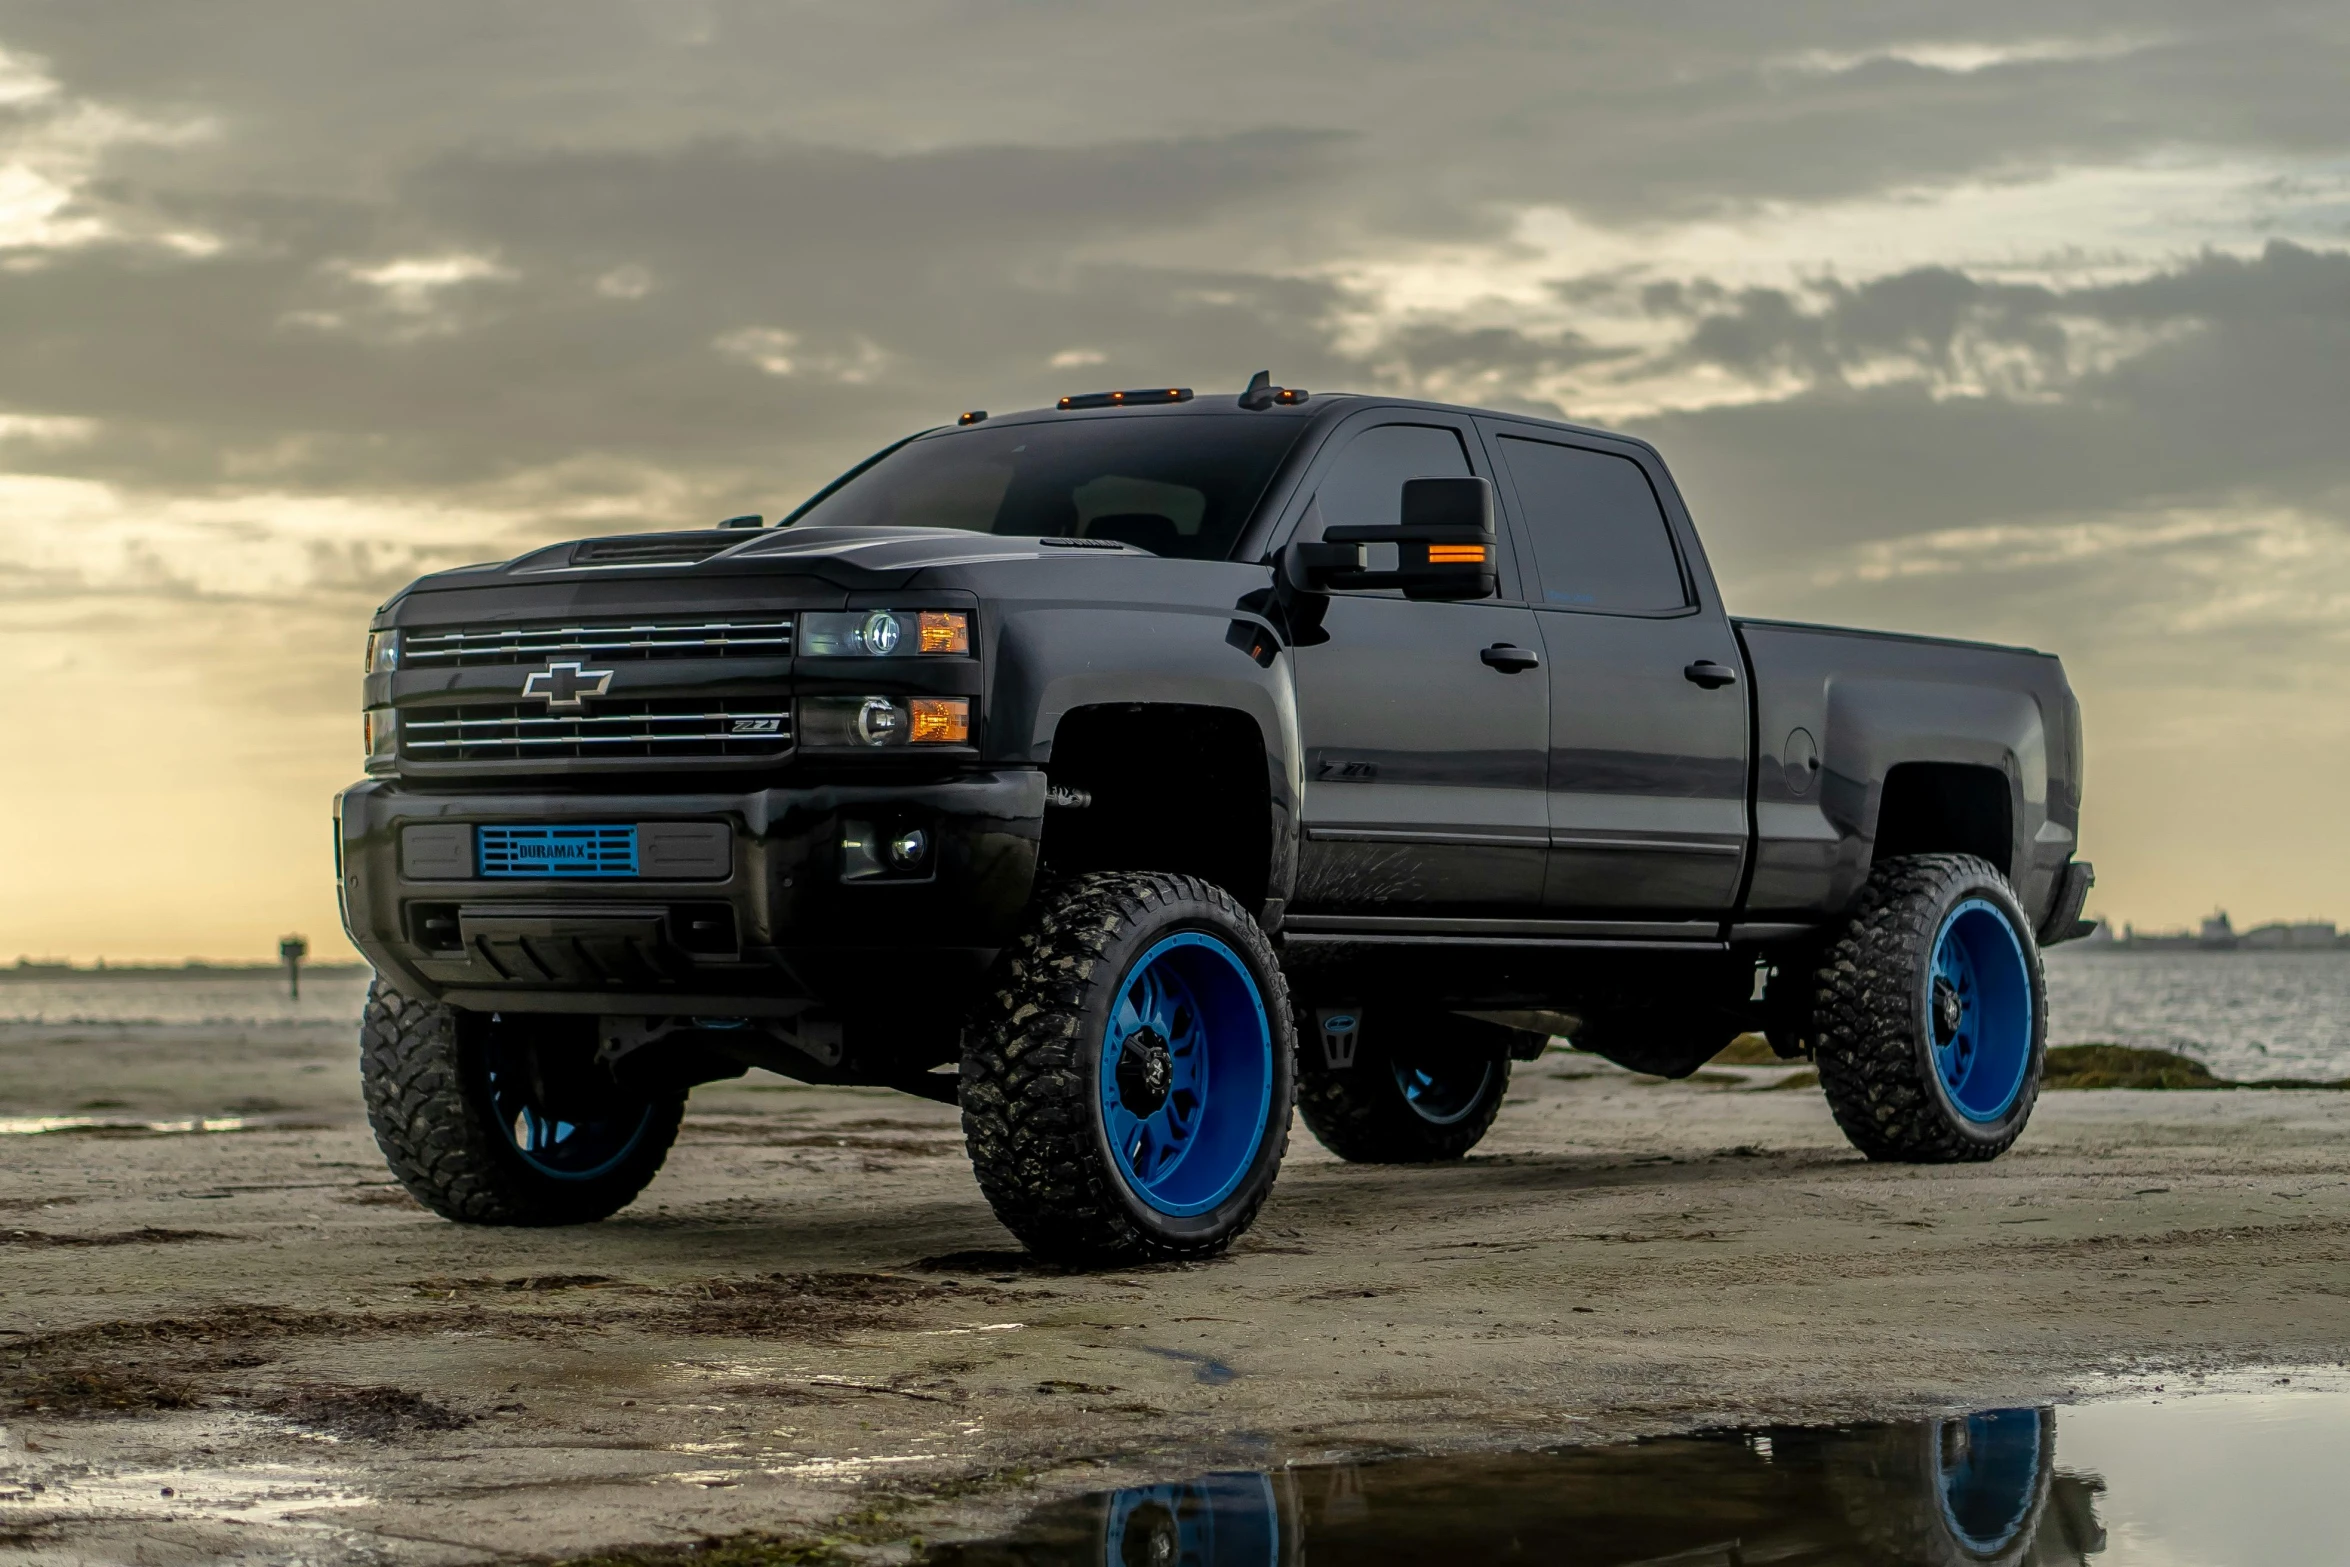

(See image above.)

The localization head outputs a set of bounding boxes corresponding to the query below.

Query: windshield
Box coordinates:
[787,417,1306,560]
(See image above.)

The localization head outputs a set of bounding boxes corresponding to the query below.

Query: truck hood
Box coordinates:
[402,525,1146,599]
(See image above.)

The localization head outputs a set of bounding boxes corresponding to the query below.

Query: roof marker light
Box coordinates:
[1238,370,1308,409]
[1056,387,1194,410]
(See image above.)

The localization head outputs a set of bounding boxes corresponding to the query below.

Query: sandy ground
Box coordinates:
[3,1019,2347,1564]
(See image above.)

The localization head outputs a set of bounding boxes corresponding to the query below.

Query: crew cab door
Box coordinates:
[1476,420,1750,915]
[1283,413,1550,912]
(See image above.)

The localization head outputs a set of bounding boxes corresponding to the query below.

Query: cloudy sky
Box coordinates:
[4,1,2348,960]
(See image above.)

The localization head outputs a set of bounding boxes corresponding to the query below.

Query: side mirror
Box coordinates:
[1281,476,1499,601]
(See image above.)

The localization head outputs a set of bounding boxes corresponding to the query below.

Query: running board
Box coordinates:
[1282,914,1722,948]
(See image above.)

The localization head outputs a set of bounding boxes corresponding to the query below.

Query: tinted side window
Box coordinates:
[1498,437,1689,613]
[1309,423,1472,532]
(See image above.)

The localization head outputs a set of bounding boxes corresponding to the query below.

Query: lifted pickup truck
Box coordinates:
[338,376,2093,1261]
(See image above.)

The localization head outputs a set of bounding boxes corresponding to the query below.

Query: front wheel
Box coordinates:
[1814,854,2045,1162]
[960,872,1294,1263]
[359,979,684,1225]
[1296,1009,1514,1162]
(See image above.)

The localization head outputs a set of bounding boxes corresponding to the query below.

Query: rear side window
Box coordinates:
[1308,423,1472,532]
[1497,437,1689,613]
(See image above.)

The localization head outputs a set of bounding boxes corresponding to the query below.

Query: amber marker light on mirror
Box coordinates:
[918,611,971,655]
[1427,544,1488,563]
[910,698,971,744]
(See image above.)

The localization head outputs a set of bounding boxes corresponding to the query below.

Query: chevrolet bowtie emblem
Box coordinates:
[520,661,614,709]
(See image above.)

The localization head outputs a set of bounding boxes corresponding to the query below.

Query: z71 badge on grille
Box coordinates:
[519,661,614,709]
[730,717,782,735]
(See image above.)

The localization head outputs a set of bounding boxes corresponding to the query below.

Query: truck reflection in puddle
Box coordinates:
[926,1407,2104,1567]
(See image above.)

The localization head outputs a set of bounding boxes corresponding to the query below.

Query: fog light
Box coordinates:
[888,827,929,869]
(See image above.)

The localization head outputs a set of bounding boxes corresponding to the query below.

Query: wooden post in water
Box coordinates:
[279,934,308,1000]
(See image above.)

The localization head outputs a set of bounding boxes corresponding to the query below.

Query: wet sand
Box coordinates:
[3,1019,2346,1563]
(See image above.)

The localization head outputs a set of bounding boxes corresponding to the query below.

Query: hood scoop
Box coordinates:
[569,533,741,567]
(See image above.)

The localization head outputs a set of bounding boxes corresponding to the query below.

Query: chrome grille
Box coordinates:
[401,698,792,764]
[402,617,793,668]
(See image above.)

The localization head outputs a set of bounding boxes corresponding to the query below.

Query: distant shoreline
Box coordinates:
[1,963,371,982]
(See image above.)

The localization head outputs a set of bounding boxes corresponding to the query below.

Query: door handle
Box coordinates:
[1481,643,1542,673]
[1683,659,1739,689]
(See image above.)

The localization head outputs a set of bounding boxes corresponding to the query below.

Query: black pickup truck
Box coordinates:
[338,376,2093,1261]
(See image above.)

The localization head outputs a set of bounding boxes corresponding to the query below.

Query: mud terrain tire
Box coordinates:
[960,872,1294,1263]
[1814,854,2046,1162]
[359,978,683,1225]
[1297,1010,1513,1162]
[1818,1407,2057,1567]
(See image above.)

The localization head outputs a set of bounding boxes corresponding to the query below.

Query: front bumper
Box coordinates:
[335,770,1043,1018]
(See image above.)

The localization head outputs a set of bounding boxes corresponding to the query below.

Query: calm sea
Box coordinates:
[2041,949,2350,1081]
[0,970,376,1029]
[4,952,2343,1081]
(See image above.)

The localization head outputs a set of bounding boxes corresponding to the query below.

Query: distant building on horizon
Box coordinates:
[2104,912,2348,952]
[2240,920,2341,950]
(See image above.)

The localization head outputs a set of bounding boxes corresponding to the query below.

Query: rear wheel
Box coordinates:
[960,872,1294,1262]
[1099,1473,1284,1567]
[359,978,683,1225]
[1820,1406,2057,1567]
[1296,1009,1513,1162]
[1814,855,2045,1162]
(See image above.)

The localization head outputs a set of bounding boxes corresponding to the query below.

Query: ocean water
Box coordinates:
[0,970,375,1027]
[3,953,2342,1083]
[2043,949,2350,1082]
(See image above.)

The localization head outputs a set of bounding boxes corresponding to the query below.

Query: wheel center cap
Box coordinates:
[1120,1501,1180,1567]
[1932,977,1964,1045]
[1116,1027,1173,1116]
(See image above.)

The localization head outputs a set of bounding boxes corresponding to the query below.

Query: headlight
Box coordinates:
[800,610,969,657]
[365,630,399,673]
[363,707,399,771]
[800,695,972,748]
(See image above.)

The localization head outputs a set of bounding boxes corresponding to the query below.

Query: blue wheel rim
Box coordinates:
[1392,1055,1496,1125]
[483,1032,654,1180]
[1927,898,2034,1123]
[1935,1407,2045,1554]
[1103,1473,1280,1567]
[1098,932,1275,1218]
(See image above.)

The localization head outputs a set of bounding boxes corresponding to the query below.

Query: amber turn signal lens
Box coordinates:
[918,611,971,655]
[910,698,971,744]
[1426,544,1487,563]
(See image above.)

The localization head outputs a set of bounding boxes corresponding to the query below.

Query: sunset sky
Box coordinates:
[4,2,2348,961]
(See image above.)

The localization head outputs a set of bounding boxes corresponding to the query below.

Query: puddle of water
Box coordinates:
[0,1115,257,1135]
[924,1385,2350,1567]
[0,1461,368,1524]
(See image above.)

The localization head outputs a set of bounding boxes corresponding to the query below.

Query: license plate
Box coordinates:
[477,825,638,878]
